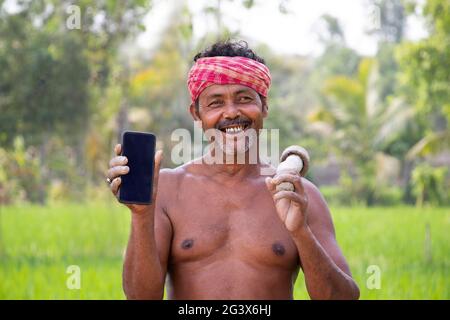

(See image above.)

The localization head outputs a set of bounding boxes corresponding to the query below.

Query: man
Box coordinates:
[106,41,360,300]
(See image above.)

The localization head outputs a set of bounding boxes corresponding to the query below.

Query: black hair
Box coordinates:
[193,40,265,64]
[192,40,266,111]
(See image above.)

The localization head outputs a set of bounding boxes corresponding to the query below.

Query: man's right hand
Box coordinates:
[107,143,163,215]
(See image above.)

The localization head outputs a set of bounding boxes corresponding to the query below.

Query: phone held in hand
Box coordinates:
[119,131,156,205]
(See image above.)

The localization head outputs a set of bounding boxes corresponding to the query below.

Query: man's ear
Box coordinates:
[189,102,201,121]
[261,97,268,118]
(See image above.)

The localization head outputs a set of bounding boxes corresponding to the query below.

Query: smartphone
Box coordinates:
[118,131,156,205]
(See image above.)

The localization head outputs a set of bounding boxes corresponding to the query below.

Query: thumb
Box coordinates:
[151,150,163,202]
[155,149,163,170]
[265,177,276,195]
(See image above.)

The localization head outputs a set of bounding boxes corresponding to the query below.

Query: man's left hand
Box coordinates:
[265,174,309,233]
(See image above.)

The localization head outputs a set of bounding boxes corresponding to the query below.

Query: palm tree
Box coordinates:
[309,58,414,204]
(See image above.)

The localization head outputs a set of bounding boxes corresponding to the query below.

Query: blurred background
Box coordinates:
[0,0,448,299]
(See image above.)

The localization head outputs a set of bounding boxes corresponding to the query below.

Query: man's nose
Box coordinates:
[222,101,240,119]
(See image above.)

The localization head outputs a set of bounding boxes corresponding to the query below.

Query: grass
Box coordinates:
[0,203,128,299]
[0,204,448,299]
[294,206,450,299]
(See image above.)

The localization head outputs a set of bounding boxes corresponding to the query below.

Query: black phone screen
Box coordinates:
[119,131,156,204]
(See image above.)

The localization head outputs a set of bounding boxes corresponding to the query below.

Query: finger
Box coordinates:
[115,144,122,156]
[111,177,121,195]
[265,177,276,194]
[275,198,290,222]
[109,156,128,168]
[274,190,304,205]
[292,177,305,194]
[285,207,302,232]
[272,173,300,185]
[151,150,163,202]
[272,174,304,193]
[107,166,129,180]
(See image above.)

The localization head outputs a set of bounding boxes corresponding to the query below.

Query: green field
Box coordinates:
[0,204,448,299]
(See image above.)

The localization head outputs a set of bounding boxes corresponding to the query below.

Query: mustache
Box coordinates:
[215,116,252,130]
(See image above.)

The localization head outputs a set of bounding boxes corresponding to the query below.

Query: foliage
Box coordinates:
[320,185,403,207]
[0,0,153,200]
[411,163,449,206]
[396,0,450,157]
[0,0,449,206]
[0,137,43,204]
[310,58,414,205]
[367,0,406,43]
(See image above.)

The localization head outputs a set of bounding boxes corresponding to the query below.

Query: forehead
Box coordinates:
[199,84,257,100]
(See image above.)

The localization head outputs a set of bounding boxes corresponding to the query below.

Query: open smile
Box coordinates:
[218,121,252,135]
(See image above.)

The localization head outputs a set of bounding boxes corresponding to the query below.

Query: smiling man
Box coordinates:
[106,40,360,300]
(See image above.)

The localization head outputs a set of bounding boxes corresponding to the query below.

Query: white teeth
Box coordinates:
[224,125,244,134]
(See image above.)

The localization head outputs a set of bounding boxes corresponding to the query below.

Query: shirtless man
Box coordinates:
[106,41,360,300]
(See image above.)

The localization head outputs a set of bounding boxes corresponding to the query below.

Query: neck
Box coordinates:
[202,142,263,178]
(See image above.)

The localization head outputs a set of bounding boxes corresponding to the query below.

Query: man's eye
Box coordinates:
[208,100,223,107]
[238,96,253,103]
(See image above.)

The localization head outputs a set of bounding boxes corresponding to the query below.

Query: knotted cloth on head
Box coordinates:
[187,56,271,103]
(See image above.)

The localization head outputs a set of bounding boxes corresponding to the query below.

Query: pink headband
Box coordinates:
[187,56,271,103]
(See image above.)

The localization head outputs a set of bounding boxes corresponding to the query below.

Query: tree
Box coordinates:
[309,58,414,204]
[365,0,407,101]
[0,0,152,147]
[397,0,450,158]
[367,0,406,43]
[201,0,292,41]
[0,0,153,202]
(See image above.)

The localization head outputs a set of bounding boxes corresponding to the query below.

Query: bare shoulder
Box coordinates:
[300,177,336,235]
[156,161,197,201]
[157,164,188,193]
[301,178,327,205]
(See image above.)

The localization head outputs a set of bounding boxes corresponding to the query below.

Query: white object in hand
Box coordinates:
[275,146,310,192]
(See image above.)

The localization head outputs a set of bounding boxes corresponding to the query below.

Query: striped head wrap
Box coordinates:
[187,56,271,103]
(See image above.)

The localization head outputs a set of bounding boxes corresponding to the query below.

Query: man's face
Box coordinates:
[191,84,268,156]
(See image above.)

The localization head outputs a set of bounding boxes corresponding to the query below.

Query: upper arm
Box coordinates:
[154,169,174,278]
[302,178,352,277]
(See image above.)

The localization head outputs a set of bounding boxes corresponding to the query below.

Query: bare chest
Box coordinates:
[167,177,299,270]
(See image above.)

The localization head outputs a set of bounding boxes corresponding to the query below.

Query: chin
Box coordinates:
[216,129,258,159]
